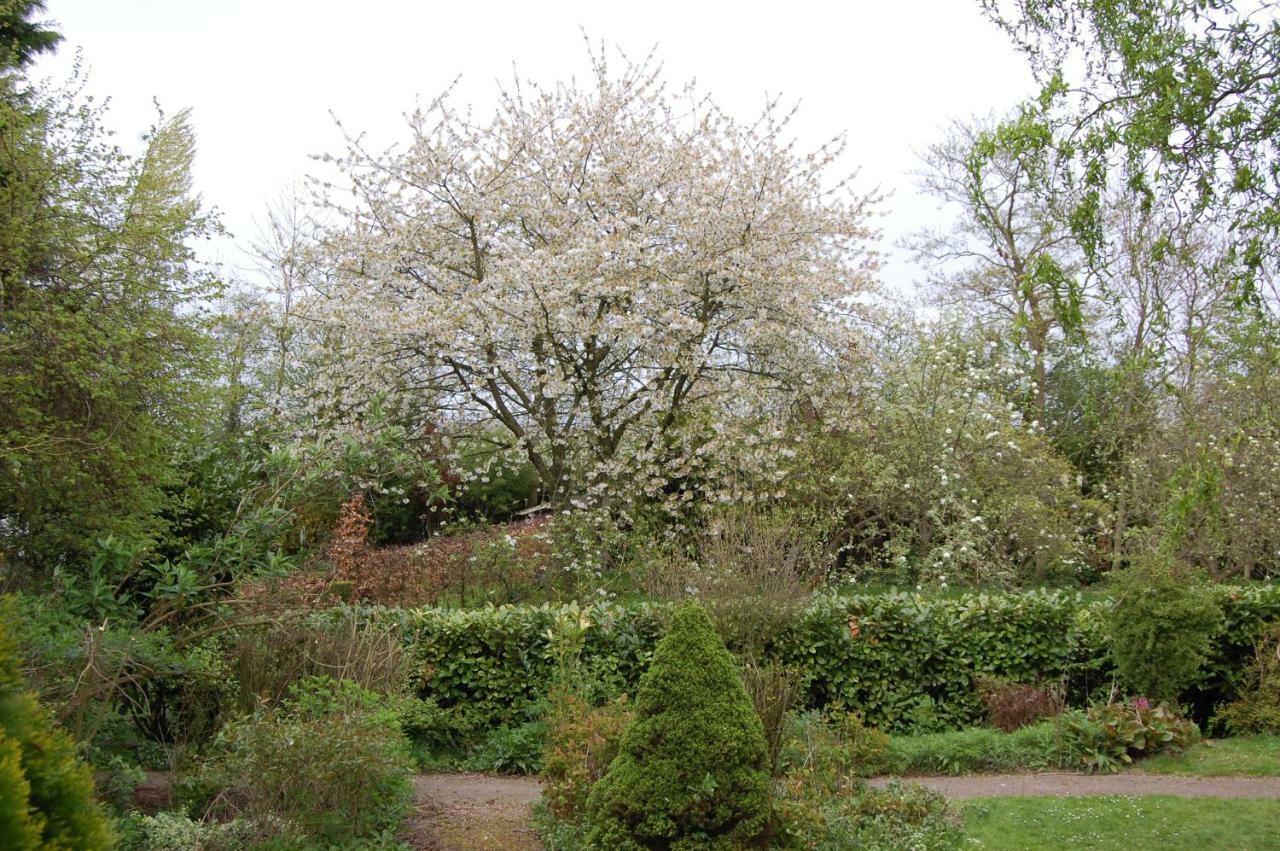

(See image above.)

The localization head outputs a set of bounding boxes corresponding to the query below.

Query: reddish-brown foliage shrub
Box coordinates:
[977,678,1065,732]
[243,516,551,609]
[541,689,633,820]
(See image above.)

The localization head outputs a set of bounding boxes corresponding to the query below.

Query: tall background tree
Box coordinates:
[0,9,219,576]
[304,51,879,516]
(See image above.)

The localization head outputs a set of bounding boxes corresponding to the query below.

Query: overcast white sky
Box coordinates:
[31,0,1036,293]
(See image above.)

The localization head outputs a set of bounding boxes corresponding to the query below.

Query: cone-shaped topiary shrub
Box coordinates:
[0,598,114,850]
[586,600,770,850]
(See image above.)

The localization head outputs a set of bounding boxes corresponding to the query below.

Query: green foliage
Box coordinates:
[586,602,770,850]
[0,58,221,572]
[540,690,632,821]
[186,676,413,844]
[464,719,546,775]
[982,0,1280,281]
[776,590,1086,731]
[886,723,1065,776]
[776,709,894,780]
[1216,624,1280,735]
[776,780,963,851]
[786,331,1097,587]
[817,782,962,851]
[1058,700,1200,773]
[0,1,60,68]
[1108,566,1223,704]
[401,585,1280,737]
[411,601,662,734]
[115,811,254,851]
[0,598,115,850]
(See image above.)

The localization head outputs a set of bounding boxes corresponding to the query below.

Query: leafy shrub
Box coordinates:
[832,782,963,850]
[775,709,895,778]
[98,754,147,814]
[1058,699,1200,773]
[230,608,413,714]
[116,811,255,851]
[1108,566,1223,704]
[742,661,803,774]
[541,690,632,820]
[833,712,894,777]
[772,773,962,850]
[777,590,1087,731]
[586,602,770,850]
[186,676,413,843]
[1216,623,1280,734]
[0,598,115,850]
[886,723,1064,775]
[465,720,546,774]
[978,678,1065,731]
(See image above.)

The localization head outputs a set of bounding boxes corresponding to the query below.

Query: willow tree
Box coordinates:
[305,51,878,512]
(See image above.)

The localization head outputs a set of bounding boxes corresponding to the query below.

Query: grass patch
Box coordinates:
[1139,736,1280,777]
[962,795,1280,849]
[886,723,1066,775]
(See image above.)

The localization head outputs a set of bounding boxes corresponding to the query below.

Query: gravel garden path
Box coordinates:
[402,773,544,850]
[128,770,1280,849]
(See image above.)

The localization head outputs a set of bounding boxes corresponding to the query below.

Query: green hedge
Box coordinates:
[402,585,1280,733]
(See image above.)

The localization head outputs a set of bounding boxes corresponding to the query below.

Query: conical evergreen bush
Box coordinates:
[0,598,114,850]
[586,600,769,850]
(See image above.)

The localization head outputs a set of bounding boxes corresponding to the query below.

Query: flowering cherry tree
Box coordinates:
[303,51,878,511]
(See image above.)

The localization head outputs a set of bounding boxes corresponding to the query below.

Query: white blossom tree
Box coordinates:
[302,50,878,512]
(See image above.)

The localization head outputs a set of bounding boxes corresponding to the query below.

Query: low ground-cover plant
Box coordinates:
[182,676,413,845]
[1057,699,1200,773]
[464,719,547,774]
[586,601,771,849]
[773,778,963,850]
[116,811,256,851]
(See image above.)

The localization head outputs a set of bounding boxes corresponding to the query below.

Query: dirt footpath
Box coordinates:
[402,773,544,850]
[868,772,1280,799]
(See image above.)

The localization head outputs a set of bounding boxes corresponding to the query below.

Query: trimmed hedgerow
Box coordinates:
[399,585,1280,736]
[585,602,770,850]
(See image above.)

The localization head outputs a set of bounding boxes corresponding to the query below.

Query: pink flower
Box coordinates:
[1131,696,1150,711]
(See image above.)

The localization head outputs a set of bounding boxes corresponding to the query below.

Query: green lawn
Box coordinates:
[1140,736,1280,776]
[961,795,1280,849]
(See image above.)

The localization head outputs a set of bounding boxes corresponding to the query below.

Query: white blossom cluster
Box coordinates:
[297,50,878,515]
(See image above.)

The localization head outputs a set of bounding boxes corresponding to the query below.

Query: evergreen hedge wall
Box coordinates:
[403,585,1280,733]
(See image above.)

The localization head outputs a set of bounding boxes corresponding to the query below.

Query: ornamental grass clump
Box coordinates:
[586,601,770,850]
